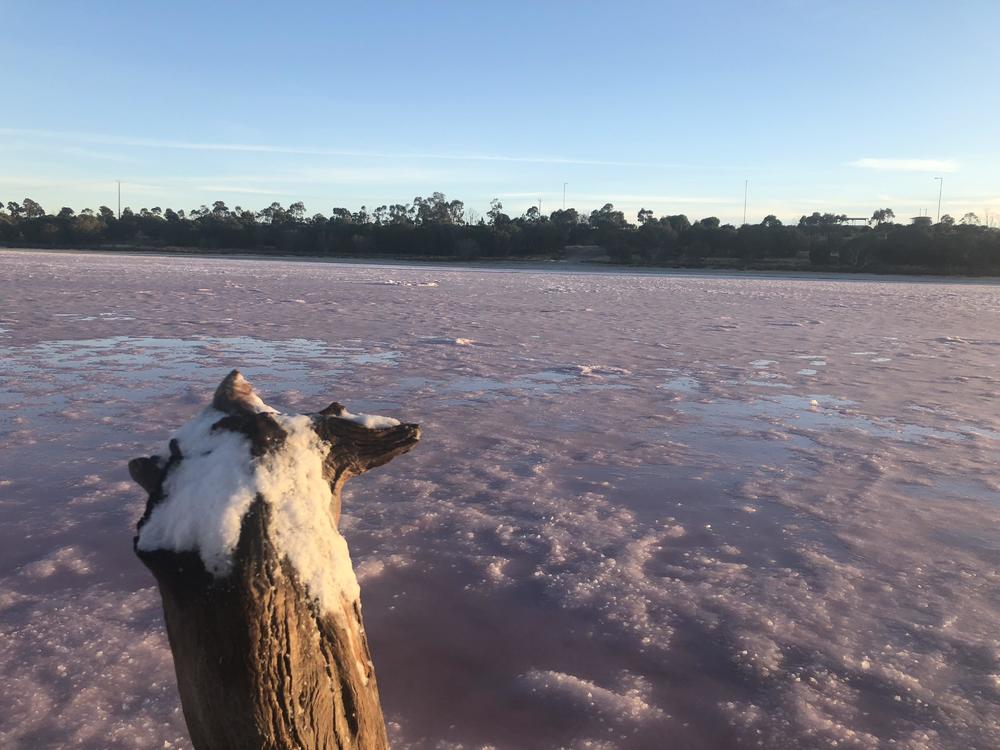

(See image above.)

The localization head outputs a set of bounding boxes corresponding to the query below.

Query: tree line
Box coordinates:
[2,194,998,273]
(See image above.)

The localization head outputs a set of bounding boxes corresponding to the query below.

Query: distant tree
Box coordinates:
[661,214,691,234]
[412,192,463,226]
[330,208,354,224]
[21,198,45,218]
[73,213,105,241]
[445,197,465,225]
[7,192,997,272]
[800,212,847,227]
[258,202,286,224]
[388,204,413,226]
[288,202,306,221]
[548,208,579,227]
[869,208,895,226]
[487,199,510,227]
[589,203,628,230]
[636,216,678,259]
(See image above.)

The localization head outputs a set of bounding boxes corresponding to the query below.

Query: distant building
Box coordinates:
[910,216,933,227]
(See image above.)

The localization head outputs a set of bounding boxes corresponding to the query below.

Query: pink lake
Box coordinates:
[1,250,998,749]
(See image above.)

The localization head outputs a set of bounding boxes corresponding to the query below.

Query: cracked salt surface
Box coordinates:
[2,250,1000,749]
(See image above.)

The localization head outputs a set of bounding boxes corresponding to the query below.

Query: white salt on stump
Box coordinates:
[129,371,420,750]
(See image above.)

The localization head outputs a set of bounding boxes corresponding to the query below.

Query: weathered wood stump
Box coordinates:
[129,371,420,750]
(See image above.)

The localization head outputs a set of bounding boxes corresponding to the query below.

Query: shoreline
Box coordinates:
[3,245,999,285]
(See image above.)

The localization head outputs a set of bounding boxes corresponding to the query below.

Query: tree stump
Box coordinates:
[129,371,420,750]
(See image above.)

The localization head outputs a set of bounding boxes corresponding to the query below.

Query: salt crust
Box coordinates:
[136,407,360,616]
[336,409,400,429]
[520,669,663,722]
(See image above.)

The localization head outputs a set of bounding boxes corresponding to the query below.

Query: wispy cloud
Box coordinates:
[587,193,733,205]
[0,140,139,163]
[197,185,296,196]
[0,127,678,169]
[499,192,731,205]
[849,158,958,173]
[0,175,164,193]
[192,166,443,194]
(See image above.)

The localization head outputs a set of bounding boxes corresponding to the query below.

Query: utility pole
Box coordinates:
[538,198,542,216]
[117,180,121,219]
[934,177,943,223]
[563,182,567,210]
[743,179,750,225]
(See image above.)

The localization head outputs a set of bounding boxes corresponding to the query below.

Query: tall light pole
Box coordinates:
[934,177,943,223]
[563,182,567,210]
[538,198,542,217]
[743,179,750,225]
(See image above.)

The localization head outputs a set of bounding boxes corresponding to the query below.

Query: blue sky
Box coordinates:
[2,1,998,225]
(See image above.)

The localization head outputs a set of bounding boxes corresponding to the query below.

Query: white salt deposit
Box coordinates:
[335,409,401,429]
[520,670,663,722]
[374,279,438,288]
[136,406,360,615]
[564,364,632,377]
[419,335,476,346]
[20,546,93,579]
[136,408,259,575]
[259,414,361,614]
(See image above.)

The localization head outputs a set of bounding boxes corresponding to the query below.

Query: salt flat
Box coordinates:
[1,250,998,749]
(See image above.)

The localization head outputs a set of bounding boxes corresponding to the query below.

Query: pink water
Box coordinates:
[1,250,998,749]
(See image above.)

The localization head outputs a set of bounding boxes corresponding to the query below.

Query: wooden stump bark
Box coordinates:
[129,371,420,750]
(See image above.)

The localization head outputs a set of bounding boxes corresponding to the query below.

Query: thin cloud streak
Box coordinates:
[0,128,766,173]
[0,140,139,164]
[0,127,740,170]
[0,175,164,193]
[501,192,738,205]
[850,158,958,173]
[197,185,296,196]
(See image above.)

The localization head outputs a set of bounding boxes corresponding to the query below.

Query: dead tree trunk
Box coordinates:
[129,371,419,750]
